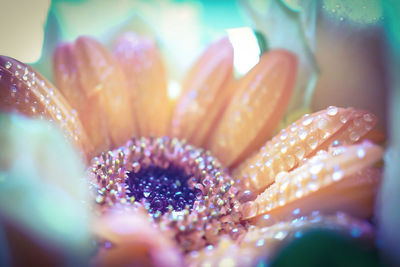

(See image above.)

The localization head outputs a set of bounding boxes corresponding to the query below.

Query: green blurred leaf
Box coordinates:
[271,230,383,267]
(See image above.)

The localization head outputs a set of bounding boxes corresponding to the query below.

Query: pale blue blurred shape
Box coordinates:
[378,0,400,265]
[241,0,319,113]
[0,114,92,265]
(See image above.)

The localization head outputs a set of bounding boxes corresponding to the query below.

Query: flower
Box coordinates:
[0,31,383,266]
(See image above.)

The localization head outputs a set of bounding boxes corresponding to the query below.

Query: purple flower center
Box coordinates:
[126,165,200,214]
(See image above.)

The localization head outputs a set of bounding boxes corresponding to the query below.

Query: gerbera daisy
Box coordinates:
[0,29,383,266]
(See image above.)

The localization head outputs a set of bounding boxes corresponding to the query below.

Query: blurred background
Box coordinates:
[0,0,389,131]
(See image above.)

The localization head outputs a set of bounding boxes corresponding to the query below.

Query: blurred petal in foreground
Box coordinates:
[0,114,91,265]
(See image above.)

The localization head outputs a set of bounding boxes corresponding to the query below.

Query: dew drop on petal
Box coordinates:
[280,130,288,140]
[318,118,329,130]
[292,208,300,215]
[295,146,305,160]
[255,239,265,247]
[363,113,374,122]
[340,115,348,124]
[286,155,295,169]
[349,131,360,142]
[309,161,324,174]
[302,115,313,126]
[332,169,344,181]
[274,230,288,240]
[308,135,318,150]
[357,148,366,159]
[327,106,338,116]
[298,127,307,140]
[263,214,270,220]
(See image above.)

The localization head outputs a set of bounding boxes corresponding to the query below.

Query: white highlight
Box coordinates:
[226,27,261,76]
[167,80,182,100]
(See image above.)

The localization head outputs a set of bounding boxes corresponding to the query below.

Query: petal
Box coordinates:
[186,213,373,267]
[208,50,297,167]
[171,37,234,146]
[0,114,92,265]
[92,210,183,267]
[113,32,171,137]
[234,107,377,194]
[0,56,93,159]
[242,141,383,220]
[53,36,136,156]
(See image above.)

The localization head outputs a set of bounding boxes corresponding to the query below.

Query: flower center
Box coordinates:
[126,164,200,215]
[89,137,245,251]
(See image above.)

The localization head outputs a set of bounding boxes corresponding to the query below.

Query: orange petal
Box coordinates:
[113,32,170,137]
[208,49,297,167]
[170,37,234,146]
[234,107,377,194]
[242,141,383,220]
[53,36,136,156]
[92,210,183,267]
[186,213,373,267]
[0,56,93,159]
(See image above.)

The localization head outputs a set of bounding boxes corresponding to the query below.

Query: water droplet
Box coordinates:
[298,127,307,140]
[255,239,265,247]
[280,180,289,193]
[280,131,288,140]
[307,181,318,191]
[309,161,323,174]
[274,230,288,240]
[308,135,318,149]
[292,208,300,215]
[286,155,295,168]
[295,189,303,198]
[288,136,296,146]
[302,115,313,126]
[327,106,338,116]
[332,140,340,147]
[317,119,328,131]
[243,202,258,218]
[340,115,348,123]
[295,146,305,159]
[363,113,373,122]
[263,214,270,220]
[357,148,366,158]
[349,131,360,142]
[332,169,344,181]
[5,61,12,69]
